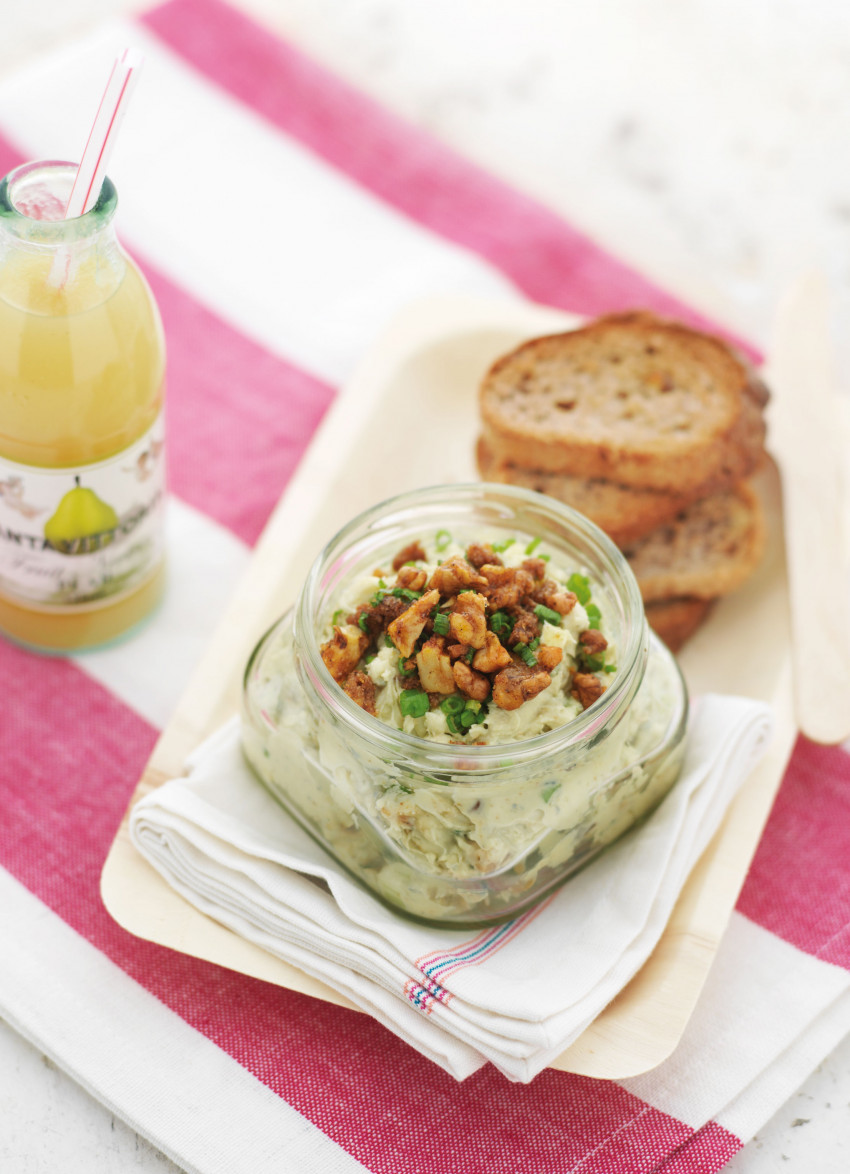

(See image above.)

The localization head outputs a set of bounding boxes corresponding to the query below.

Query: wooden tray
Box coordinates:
[101,295,796,1080]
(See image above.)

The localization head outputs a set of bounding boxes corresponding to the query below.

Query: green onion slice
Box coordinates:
[489,610,514,637]
[534,603,562,626]
[567,572,592,606]
[399,690,429,719]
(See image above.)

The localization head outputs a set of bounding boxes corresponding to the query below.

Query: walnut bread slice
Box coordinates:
[477,433,725,547]
[479,311,768,493]
[624,482,766,603]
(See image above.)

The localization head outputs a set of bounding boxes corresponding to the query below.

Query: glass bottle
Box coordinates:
[0,159,166,652]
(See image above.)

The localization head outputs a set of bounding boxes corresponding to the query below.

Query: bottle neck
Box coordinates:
[0,160,124,313]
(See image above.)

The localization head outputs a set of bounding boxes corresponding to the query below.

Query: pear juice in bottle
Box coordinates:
[0,161,166,652]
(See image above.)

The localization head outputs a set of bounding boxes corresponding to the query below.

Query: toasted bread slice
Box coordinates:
[479,312,768,493]
[645,596,715,652]
[476,434,739,547]
[624,482,765,603]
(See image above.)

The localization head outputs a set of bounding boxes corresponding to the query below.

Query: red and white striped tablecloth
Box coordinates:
[1,2,849,1170]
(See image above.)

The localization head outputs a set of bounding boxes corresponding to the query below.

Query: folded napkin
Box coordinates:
[130,694,772,1082]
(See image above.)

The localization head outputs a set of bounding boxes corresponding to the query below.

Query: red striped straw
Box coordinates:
[64,48,143,219]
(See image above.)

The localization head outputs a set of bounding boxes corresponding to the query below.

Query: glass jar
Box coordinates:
[242,484,688,928]
[0,160,166,652]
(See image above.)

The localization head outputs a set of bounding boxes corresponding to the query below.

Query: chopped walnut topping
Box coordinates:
[452,659,491,701]
[349,593,407,638]
[428,555,487,597]
[449,591,488,649]
[478,564,535,611]
[320,625,370,683]
[471,630,512,673]
[447,642,471,660]
[531,579,578,616]
[579,629,608,656]
[536,645,563,672]
[521,557,547,580]
[492,661,552,711]
[387,588,440,657]
[392,541,427,571]
[466,543,501,569]
[343,671,376,715]
[415,635,456,693]
[324,533,614,733]
[396,565,427,592]
[571,672,605,710]
[507,607,540,647]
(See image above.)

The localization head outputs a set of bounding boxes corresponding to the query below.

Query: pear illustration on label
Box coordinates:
[44,476,119,555]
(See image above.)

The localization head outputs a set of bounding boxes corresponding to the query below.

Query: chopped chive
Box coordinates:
[528,637,541,651]
[433,612,450,636]
[398,657,416,675]
[465,699,481,714]
[399,689,429,719]
[465,648,476,664]
[582,653,604,673]
[357,613,370,633]
[490,537,516,554]
[446,713,461,736]
[459,710,475,728]
[384,634,394,648]
[513,642,537,667]
[540,553,551,563]
[604,664,617,674]
[567,572,592,606]
[365,654,376,665]
[542,782,561,803]
[534,603,562,626]
[524,536,542,556]
[585,602,602,630]
[435,529,452,552]
[396,782,413,795]
[440,695,466,716]
[331,609,344,626]
[390,586,420,602]
[489,610,514,638]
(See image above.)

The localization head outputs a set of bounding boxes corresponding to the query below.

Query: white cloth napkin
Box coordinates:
[130,694,772,1082]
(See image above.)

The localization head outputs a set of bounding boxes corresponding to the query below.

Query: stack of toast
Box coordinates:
[476,312,769,651]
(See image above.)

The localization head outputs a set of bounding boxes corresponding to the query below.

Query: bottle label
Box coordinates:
[0,415,165,611]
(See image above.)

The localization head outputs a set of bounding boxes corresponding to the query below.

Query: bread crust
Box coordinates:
[476,433,753,547]
[479,312,768,493]
[645,596,716,652]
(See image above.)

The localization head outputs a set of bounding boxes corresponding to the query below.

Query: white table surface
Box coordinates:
[2,1,849,1170]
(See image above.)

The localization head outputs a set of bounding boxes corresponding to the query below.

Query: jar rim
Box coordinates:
[294,482,652,767]
[0,159,117,243]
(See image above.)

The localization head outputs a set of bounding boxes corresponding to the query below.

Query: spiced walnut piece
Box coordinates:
[579,629,608,656]
[387,588,441,657]
[492,661,552,711]
[343,671,377,715]
[571,672,605,710]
